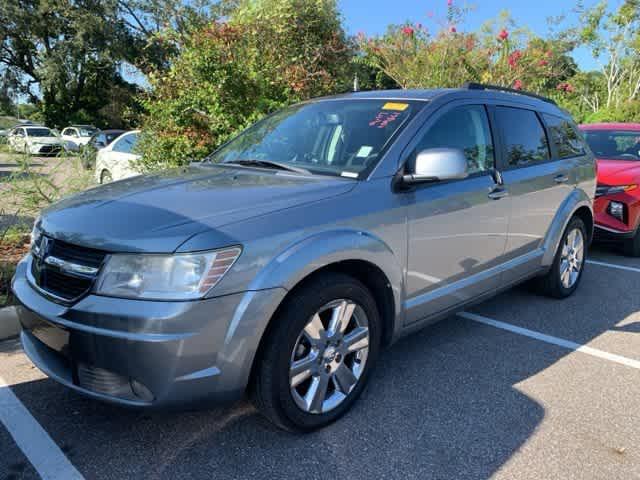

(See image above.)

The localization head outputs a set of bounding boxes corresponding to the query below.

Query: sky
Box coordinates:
[339,0,605,71]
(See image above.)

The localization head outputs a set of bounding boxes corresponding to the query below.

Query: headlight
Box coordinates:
[30,219,41,253]
[95,247,241,300]
[595,184,637,197]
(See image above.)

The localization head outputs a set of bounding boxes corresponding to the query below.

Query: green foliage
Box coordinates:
[137,0,354,169]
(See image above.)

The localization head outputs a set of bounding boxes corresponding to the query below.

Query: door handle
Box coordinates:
[554,174,569,184]
[488,188,509,200]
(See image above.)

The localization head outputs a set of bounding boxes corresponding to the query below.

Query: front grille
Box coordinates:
[30,236,107,302]
[49,239,105,268]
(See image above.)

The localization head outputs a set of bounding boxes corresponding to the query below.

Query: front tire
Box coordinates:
[533,216,587,298]
[100,169,113,184]
[250,272,381,432]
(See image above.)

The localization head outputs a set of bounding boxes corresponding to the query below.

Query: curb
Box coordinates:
[0,306,20,341]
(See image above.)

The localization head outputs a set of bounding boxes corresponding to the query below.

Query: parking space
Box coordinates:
[2,245,640,479]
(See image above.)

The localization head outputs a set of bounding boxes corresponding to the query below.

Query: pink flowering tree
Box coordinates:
[357,2,576,95]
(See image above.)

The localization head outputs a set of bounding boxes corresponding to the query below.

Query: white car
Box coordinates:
[61,125,99,151]
[7,126,64,155]
[94,130,141,183]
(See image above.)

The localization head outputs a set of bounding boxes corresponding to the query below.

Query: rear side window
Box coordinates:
[112,133,138,154]
[543,114,585,158]
[412,105,495,175]
[495,107,550,167]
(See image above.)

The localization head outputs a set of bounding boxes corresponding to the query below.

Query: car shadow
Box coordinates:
[6,314,568,480]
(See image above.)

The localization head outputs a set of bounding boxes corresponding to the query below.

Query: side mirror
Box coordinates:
[402,147,468,184]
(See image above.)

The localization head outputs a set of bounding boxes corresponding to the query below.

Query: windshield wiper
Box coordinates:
[224,159,311,175]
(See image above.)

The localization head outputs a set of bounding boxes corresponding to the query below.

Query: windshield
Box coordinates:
[78,127,98,136]
[26,128,54,137]
[583,130,640,161]
[208,99,422,177]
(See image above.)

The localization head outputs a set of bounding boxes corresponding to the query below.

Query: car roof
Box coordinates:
[579,123,640,131]
[312,87,567,117]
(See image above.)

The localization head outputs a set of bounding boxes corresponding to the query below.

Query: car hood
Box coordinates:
[596,159,640,184]
[40,164,356,253]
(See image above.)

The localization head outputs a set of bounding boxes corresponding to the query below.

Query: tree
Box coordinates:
[577,0,640,109]
[0,0,219,127]
[136,0,354,169]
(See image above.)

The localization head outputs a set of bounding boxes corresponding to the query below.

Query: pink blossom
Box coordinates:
[402,26,415,37]
[538,59,548,67]
[498,29,509,41]
[513,79,523,90]
[508,50,522,68]
[557,82,574,93]
[447,0,453,5]
[449,25,457,33]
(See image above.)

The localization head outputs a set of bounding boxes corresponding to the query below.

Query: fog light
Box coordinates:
[608,201,625,221]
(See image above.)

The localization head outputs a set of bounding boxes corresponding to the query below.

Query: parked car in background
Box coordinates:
[13,85,594,432]
[579,123,640,255]
[80,129,126,170]
[94,130,140,183]
[7,126,64,155]
[61,125,99,151]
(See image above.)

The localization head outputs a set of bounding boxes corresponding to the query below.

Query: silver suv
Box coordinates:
[12,84,596,431]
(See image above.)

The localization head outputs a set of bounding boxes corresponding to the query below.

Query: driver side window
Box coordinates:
[411,105,495,175]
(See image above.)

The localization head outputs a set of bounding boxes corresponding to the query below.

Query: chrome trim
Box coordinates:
[44,255,99,277]
[26,256,80,304]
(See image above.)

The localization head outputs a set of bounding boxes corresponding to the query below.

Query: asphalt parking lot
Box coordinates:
[2,245,640,480]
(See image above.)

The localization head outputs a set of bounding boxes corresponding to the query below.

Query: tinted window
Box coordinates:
[582,130,640,161]
[25,128,54,137]
[543,114,585,158]
[496,107,550,167]
[112,133,138,154]
[411,105,494,174]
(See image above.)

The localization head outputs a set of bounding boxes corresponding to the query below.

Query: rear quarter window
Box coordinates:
[543,114,585,159]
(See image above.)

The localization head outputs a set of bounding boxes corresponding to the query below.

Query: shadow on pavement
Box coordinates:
[7,317,556,480]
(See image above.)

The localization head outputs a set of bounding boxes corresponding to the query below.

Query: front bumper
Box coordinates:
[11,258,287,408]
[594,225,636,242]
[29,144,63,155]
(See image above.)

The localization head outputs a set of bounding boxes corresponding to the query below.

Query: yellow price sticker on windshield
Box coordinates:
[382,102,409,111]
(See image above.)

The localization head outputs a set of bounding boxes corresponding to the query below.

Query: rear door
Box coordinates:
[494,105,575,284]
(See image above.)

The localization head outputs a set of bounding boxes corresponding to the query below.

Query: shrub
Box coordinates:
[137,0,353,170]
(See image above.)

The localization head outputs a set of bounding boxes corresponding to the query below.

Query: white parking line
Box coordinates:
[586,259,640,274]
[459,312,640,370]
[0,375,84,480]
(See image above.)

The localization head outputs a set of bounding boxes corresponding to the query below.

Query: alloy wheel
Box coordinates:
[559,227,584,289]
[289,299,370,414]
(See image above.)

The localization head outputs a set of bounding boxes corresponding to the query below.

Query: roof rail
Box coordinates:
[462,82,557,106]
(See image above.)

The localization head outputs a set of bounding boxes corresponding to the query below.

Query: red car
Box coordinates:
[580,123,640,255]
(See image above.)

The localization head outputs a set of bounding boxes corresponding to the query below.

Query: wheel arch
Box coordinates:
[246,230,403,389]
[541,189,593,266]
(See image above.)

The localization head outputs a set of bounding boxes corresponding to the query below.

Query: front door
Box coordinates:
[404,103,510,324]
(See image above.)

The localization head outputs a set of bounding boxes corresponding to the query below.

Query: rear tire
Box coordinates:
[532,216,587,298]
[250,272,381,432]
